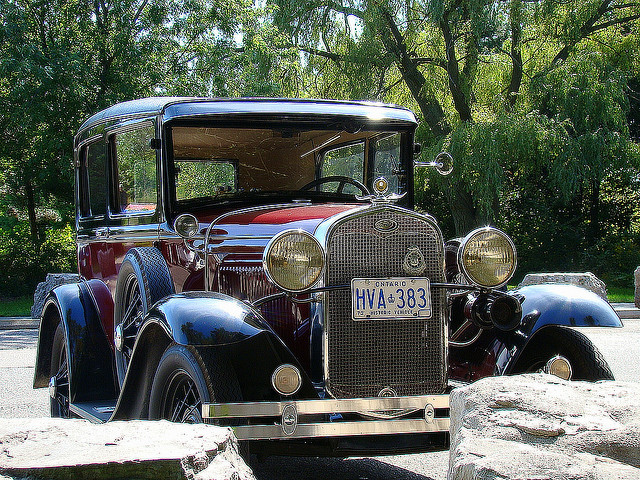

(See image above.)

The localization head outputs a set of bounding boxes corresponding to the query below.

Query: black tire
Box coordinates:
[513,327,614,381]
[148,345,212,422]
[114,247,174,386]
[50,323,70,418]
[148,345,248,456]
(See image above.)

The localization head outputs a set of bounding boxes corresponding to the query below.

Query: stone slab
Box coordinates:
[518,272,608,300]
[635,266,640,308]
[31,274,80,319]
[0,418,254,480]
[449,373,640,480]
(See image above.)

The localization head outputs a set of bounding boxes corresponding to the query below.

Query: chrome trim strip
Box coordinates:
[204,394,449,417]
[229,418,450,441]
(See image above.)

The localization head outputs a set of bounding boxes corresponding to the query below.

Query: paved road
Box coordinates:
[1,320,637,480]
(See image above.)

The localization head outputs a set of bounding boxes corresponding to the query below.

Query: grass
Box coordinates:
[0,296,33,317]
[606,287,635,303]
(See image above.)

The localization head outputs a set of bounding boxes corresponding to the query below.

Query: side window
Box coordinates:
[175,159,237,201]
[320,142,365,194]
[114,125,157,214]
[373,133,401,193]
[81,139,108,218]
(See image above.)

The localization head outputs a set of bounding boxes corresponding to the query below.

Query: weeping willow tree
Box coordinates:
[266,0,640,284]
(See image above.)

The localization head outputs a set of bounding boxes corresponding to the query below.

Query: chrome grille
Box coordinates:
[325,207,447,398]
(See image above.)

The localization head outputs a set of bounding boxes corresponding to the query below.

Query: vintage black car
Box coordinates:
[34,97,620,456]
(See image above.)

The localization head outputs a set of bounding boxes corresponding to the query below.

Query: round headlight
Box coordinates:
[174,213,199,238]
[263,230,324,292]
[458,227,517,288]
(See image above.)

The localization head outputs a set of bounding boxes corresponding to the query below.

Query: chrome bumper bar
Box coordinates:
[202,394,450,441]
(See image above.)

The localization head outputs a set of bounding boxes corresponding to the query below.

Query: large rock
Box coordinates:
[0,418,254,480]
[31,273,80,319]
[449,374,640,480]
[518,272,608,300]
[635,266,640,308]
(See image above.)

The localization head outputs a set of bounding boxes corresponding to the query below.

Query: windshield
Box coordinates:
[168,124,409,207]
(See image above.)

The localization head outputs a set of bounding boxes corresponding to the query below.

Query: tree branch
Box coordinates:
[300,46,342,63]
[589,14,640,33]
[413,57,448,70]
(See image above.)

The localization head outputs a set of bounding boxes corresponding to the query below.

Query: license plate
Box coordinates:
[351,277,431,320]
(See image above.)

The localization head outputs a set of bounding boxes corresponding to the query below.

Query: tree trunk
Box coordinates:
[25,177,39,246]
[377,7,451,138]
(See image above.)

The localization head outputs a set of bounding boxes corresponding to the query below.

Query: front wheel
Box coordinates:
[148,345,212,422]
[513,327,614,381]
[148,345,249,457]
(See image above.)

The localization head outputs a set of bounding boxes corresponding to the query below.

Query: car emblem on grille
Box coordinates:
[374,219,398,233]
[403,246,426,275]
[378,387,398,397]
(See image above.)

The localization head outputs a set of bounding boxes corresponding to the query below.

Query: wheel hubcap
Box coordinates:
[544,355,572,380]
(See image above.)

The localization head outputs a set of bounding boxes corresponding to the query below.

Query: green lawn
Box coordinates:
[0,296,33,317]
[607,287,635,303]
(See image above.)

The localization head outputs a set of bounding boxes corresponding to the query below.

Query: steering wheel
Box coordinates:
[300,176,370,195]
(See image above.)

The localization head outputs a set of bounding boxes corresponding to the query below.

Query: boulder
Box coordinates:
[449,374,640,480]
[0,418,254,480]
[31,274,80,319]
[518,272,608,300]
[635,266,640,308]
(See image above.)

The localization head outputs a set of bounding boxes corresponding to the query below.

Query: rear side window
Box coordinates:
[80,139,108,218]
[114,125,157,214]
[175,159,237,201]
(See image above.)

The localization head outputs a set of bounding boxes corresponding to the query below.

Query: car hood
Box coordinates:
[195,203,366,241]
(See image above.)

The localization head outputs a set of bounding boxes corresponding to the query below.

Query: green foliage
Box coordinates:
[0,219,75,297]
[1,0,640,290]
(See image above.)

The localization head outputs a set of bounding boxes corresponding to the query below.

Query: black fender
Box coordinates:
[34,280,117,403]
[111,291,316,420]
[496,284,621,374]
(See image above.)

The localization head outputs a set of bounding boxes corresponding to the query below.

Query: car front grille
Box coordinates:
[324,206,447,398]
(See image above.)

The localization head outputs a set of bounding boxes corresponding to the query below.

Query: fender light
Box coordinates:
[272,364,302,396]
[458,227,517,288]
[263,230,324,292]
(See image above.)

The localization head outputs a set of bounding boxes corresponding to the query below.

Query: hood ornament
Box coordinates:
[357,176,406,204]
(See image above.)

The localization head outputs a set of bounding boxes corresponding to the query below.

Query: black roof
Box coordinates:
[77,97,417,136]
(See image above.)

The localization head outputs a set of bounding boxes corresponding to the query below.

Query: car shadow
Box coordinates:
[249,454,446,480]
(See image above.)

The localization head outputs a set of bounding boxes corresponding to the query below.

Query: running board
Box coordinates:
[70,401,116,423]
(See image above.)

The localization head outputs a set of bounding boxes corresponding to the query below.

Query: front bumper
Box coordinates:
[203,394,449,441]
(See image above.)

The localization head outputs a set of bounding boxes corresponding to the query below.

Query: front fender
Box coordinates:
[112,291,314,420]
[495,284,622,375]
[147,290,275,346]
[514,284,622,334]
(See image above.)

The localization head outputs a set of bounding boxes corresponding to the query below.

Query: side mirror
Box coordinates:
[415,151,453,176]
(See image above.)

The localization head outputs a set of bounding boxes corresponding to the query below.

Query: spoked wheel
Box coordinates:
[149,344,249,458]
[148,345,213,421]
[114,247,174,386]
[49,323,70,418]
[159,370,205,423]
